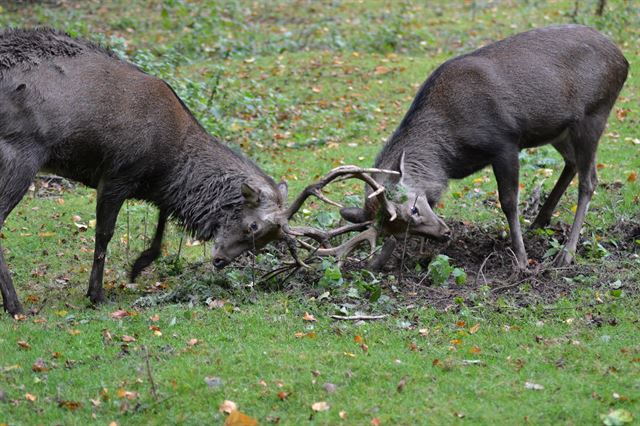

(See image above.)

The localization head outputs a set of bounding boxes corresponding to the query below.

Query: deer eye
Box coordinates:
[410,206,419,215]
[249,222,259,232]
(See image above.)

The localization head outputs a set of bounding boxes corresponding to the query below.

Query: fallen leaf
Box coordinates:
[303,312,316,322]
[219,399,238,414]
[627,171,637,183]
[354,335,363,343]
[17,340,31,350]
[68,329,81,335]
[90,398,101,407]
[32,358,48,372]
[339,410,347,419]
[456,321,466,327]
[524,381,544,390]
[110,310,131,319]
[311,86,322,93]
[121,335,136,343]
[615,108,629,121]
[149,314,160,322]
[224,410,258,426]
[25,393,36,402]
[58,400,82,410]
[116,389,138,400]
[418,328,429,336]
[312,401,330,412]
[469,323,481,334]
[374,65,391,75]
[187,338,199,347]
[277,391,289,400]
[371,418,381,426]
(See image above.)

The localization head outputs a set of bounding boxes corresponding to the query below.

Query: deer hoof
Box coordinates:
[4,299,24,317]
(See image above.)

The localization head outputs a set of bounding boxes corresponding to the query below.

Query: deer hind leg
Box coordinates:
[129,209,168,282]
[531,135,577,229]
[0,143,45,315]
[554,116,606,267]
[87,181,127,305]
[492,148,528,270]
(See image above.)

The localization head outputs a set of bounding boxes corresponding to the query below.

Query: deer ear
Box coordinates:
[340,207,370,224]
[241,182,261,206]
[277,181,288,201]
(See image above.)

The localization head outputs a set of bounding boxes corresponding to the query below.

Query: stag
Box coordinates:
[329,25,628,270]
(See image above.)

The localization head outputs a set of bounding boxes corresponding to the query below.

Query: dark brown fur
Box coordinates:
[0,28,286,315]
[343,25,628,269]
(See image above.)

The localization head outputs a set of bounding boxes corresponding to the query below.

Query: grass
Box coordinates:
[0,0,639,424]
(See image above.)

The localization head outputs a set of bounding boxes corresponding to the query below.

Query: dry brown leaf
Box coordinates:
[32,358,48,372]
[354,335,363,343]
[371,418,381,426]
[339,410,347,419]
[116,389,139,400]
[303,312,316,322]
[25,393,36,402]
[627,171,637,183]
[110,310,131,319]
[374,65,391,75]
[121,335,136,343]
[17,340,31,350]
[469,323,481,334]
[187,338,199,347]
[312,401,330,412]
[58,400,82,410]
[219,399,238,414]
[224,410,258,426]
[277,391,289,400]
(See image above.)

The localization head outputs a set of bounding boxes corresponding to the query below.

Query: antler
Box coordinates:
[283,221,372,247]
[284,165,399,221]
[298,227,379,262]
[280,165,398,266]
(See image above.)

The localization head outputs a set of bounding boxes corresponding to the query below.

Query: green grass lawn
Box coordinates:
[0,1,639,424]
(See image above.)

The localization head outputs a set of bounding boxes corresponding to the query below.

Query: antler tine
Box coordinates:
[284,165,399,220]
[297,227,378,262]
[283,221,373,247]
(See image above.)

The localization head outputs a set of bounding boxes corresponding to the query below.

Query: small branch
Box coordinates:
[330,314,388,321]
[144,346,159,401]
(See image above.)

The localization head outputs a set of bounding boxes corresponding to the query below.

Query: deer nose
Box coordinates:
[213,257,230,269]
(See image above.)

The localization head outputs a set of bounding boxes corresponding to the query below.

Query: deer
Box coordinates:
[315,25,629,270]
[0,27,403,316]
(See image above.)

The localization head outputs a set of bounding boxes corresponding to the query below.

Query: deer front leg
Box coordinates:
[493,151,528,270]
[130,209,168,282]
[87,184,126,305]
[554,160,597,267]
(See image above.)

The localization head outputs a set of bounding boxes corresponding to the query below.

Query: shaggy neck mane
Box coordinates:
[163,134,276,240]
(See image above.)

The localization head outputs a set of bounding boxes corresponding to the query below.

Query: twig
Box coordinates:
[143,345,159,401]
[474,251,496,286]
[330,314,388,321]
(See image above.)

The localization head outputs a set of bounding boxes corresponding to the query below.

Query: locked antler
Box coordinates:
[283,165,399,263]
[284,165,399,221]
